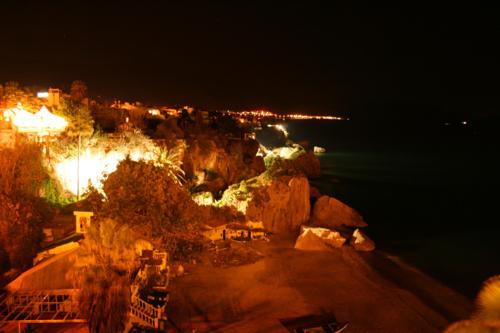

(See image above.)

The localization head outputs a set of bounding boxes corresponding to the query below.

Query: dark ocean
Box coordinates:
[259,118,500,299]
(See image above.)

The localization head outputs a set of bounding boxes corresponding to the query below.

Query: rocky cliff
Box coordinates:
[264,148,321,179]
[218,174,310,233]
[182,136,265,195]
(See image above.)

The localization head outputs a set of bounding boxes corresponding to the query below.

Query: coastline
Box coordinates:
[168,236,472,332]
[308,147,500,299]
[361,250,473,322]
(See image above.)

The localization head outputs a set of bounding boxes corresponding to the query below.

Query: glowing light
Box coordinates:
[148,109,160,116]
[54,145,160,195]
[37,92,49,98]
[34,106,68,131]
[55,148,125,195]
[2,109,14,122]
[222,109,345,121]
[10,104,67,134]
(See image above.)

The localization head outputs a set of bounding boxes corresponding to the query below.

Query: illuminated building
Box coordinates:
[37,88,61,107]
[8,104,67,142]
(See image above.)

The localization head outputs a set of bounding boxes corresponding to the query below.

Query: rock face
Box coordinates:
[295,229,332,251]
[309,186,322,199]
[310,195,368,229]
[265,150,321,179]
[350,228,375,251]
[220,175,310,233]
[295,227,346,251]
[246,176,310,233]
[182,137,265,194]
[292,152,321,178]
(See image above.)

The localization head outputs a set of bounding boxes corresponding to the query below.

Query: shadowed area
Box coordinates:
[167,237,472,332]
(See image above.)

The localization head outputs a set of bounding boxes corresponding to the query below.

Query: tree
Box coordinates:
[73,219,137,333]
[445,275,500,332]
[475,275,500,321]
[101,159,201,258]
[70,80,88,102]
[102,159,197,233]
[0,81,40,111]
[55,98,94,137]
[0,194,44,272]
[0,141,48,272]
[156,144,186,185]
[0,140,47,199]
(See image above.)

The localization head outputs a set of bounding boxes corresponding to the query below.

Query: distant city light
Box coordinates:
[148,109,161,116]
[462,121,467,125]
[222,109,345,121]
[37,92,49,98]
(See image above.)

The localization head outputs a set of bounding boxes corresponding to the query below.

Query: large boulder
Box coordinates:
[295,229,332,251]
[292,151,321,178]
[310,195,368,229]
[245,176,310,233]
[219,175,310,233]
[182,137,265,194]
[350,228,375,251]
[295,226,346,251]
[264,149,321,179]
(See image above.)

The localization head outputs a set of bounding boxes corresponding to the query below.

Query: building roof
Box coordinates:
[7,247,81,293]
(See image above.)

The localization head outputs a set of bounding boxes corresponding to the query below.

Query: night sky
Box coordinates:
[0,2,498,117]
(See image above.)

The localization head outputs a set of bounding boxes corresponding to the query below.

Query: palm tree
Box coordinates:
[445,275,500,332]
[155,144,186,185]
[72,219,138,333]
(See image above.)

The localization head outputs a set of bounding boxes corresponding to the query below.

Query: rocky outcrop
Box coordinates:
[182,137,265,194]
[245,176,310,233]
[350,228,375,251]
[295,227,346,251]
[294,226,375,252]
[265,149,321,179]
[295,228,332,251]
[310,186,322,199]
[219,175,310,233]
[292,151,321,178]
[310,195,368,229]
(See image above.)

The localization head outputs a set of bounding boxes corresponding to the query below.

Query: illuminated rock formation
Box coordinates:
[310,195,368,229]
[219,175,310,233]
[182,137,265,194]
[350,228,375,251]
[295,226,346,251]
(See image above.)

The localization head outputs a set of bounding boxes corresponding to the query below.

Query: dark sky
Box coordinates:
[0,2,498,117]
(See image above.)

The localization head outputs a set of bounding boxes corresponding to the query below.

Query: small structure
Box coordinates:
[48,88,61,107]
[0,247,85,329]
[73,211,93,234]
[41,214,76,244]
[203,221,266,241]
[129,250,170,331]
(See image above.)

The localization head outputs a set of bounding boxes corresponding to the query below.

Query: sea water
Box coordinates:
[267,119,500,299]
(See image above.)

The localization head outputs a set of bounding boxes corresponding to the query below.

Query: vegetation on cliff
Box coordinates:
[0,140,51,274]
